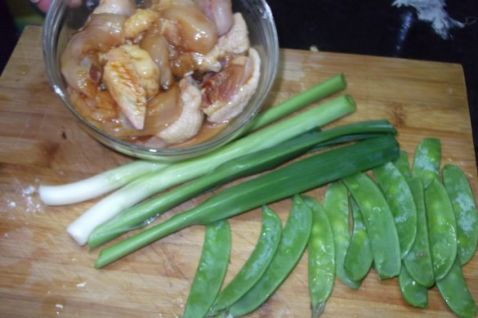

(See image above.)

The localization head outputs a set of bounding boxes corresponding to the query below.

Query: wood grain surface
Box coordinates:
[0,26,477,318]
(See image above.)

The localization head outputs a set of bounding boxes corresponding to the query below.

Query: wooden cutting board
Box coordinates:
[0,26,476,318]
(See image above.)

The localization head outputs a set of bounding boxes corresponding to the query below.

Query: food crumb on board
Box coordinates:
[22,185,35,196]
[20,184,44,213]
[6,199,16,209]
[1,189,43,214]
[76,281,87,288]
[55,303,64,316]
[309,45,319,52]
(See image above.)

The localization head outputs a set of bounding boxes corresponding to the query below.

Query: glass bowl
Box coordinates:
[43,0,279,161]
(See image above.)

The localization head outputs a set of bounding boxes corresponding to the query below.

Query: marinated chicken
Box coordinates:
[159,78,204,144]
[103,44,160,129]
[193,13,250,72]
[124,9,160,40]
[93,0,136,16]
[61,0,260,146]
[203,48,260,123]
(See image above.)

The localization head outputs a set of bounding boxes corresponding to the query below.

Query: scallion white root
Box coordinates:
[39,161,168,205]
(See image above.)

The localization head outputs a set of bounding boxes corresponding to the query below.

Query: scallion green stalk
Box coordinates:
[67,95,356,245]
[248,74,347,131]
[95,135,400,268]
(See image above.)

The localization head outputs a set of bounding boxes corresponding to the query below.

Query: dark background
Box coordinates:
[267,0,478,160]
[1,0,477,158]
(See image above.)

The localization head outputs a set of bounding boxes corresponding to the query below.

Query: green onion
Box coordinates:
[88,120,396,249]
[38,74,346,207]
[95,135,400,268]
[67,95,356,246]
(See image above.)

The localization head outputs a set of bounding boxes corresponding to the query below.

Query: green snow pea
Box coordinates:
[443,164,478,265]
[183,220,231,318]
[227,195,313,317]
[323,182,360,289]
[398,265,428,308]
[344,197,373,282]
[403,178,434,288]
[344,173,401,279]
[210,207,282,314]
[436,259,477,318]
[394,150,412,181]
[374,162,418,258]
[304,196,335,317]
[424,176,457,280]
[412,138,441,188]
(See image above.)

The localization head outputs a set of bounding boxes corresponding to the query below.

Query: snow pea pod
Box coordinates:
[344,197,373,282]
[227,195,313,317]
[403,178,434,287]
[436,259,477,318]
[398,265,428,308]
[374,162,417,258]
[344,173,401,279]
[323,182,360,289]
[304,196,335,317]
[412,138,441,188]
[394,150,412,181]
[443,164,478,265]
[210,207,282,314]
[183,221,231,318]
[425,176,458,280]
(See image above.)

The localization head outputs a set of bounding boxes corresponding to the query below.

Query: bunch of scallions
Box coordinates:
[39,74,399,268]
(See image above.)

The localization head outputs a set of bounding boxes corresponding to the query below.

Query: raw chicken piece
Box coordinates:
[120,45,160,98]
[213,13,250,55]
[202,48,260,123]
[70,88,119,126]
[141,27,173,89]
[61,54,101,98]
[124,9,160,40]
[103,45,160,129]
[160,3,218,54]
[159,78,204,144]
[151,0,195,12]
[93,0,136,16]
[61,13,126,97]
[69,88,141,139]
[194,13,250,72]
[195,0,233,36]
[170,52,197,78]
[144,85,182,135]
